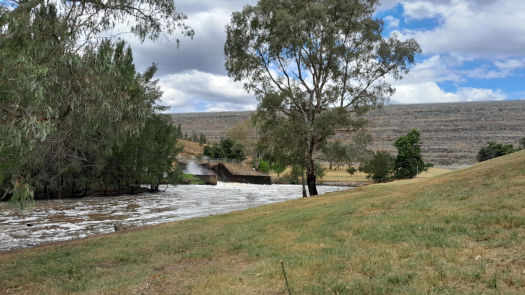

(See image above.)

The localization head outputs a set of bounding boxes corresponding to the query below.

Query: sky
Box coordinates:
[126,0,525,113]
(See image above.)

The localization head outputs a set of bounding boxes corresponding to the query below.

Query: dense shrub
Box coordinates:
[347,166,357,175]
[257,160,271,173]
[359,151,395,183]
[477,142,515,162]
[394,129,426,179]
[203,138,245,161]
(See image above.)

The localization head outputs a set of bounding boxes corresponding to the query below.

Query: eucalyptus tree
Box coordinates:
[1,0,191,149]
[255,109,310,197]
[225,0,420,196]
[1,0,192,202]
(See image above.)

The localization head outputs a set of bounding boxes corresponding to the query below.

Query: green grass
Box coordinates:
[181,173,204,184]
[1,151,525,294]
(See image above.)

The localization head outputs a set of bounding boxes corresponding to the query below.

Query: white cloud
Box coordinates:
[495,59,525,71]
[158,70,257,112]
[379,0,401,11]
[405,55,462,83]
[204,103,258,113]
[397,0,525,58]
[391,82,507,104]
[402,1,446,20]
[384,15,400,29]
[458,58,525,79]
[137,0,523,112]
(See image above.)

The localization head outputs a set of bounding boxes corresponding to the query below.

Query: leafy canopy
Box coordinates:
[1,0,191,202]
[359,150,395,183]
[225,0,420,196]
[394,129,426,179]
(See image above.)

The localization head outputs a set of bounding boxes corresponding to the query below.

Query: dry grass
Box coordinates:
[318,167,452,184]
[179,140,203,156]
[320,167,370,182]
[1,151,524,294]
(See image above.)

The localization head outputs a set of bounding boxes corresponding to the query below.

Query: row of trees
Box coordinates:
[359,129,428,183]
[203,139,246,161]
[1,0,192,203]
[321,131,372,170]
[185,132,207,145]
[173,124,208,145]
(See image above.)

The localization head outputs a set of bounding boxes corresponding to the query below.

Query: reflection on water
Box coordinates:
[0,182,349,251]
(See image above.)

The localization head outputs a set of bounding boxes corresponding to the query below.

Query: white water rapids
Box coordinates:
[0,183,350,251]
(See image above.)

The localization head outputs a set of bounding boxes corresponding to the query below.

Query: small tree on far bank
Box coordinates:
[359,151,395,183]
[394,129,426,179]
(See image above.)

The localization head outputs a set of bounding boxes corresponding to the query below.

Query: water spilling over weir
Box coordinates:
[183,161,217,185]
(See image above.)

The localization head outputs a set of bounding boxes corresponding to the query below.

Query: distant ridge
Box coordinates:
[169,100,525,167]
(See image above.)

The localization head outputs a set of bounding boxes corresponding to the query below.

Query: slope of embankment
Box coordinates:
[1,151,524,294]
[170,100,525,167]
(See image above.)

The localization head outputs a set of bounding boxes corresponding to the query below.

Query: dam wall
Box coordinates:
[170,100,525,167]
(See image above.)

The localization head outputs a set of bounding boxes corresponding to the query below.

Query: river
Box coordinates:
[0,183,349,251]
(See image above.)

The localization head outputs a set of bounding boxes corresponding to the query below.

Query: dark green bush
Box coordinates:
[359,151,395,183]
[477,142,515,162]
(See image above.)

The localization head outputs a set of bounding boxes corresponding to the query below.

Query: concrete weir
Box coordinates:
[193,172,218,185]
[183,160,270,185]
[210,163,272,185]
[183,161,217,185]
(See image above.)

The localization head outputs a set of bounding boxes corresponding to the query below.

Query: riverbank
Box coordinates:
[1,151,524,294]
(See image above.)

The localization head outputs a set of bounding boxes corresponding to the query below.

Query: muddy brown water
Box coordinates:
[0,183,349,251]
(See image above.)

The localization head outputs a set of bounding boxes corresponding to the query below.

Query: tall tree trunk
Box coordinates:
[301,166,307,198]
[306,151,318,196]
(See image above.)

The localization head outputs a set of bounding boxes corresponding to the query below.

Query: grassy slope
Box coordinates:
[1,151,524,294]
[179,140,204,156]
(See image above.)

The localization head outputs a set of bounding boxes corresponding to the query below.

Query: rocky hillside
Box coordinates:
[169,100,525,167]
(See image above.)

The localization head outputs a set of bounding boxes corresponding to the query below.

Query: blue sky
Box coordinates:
[372,0,525,104]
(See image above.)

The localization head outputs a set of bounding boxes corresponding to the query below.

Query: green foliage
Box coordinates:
[315,162,325,179]
[104,115,182,192]
[181,174,202,185]
[0,0,189,202]
[203,138,245,161]
[477,142,515,162]
[270,162,286,177]
[347,167,357,175]
[174,124,183,138]
[9,180,34,209]
[257,160,271,173]
[359,151,395,183]
[181,131,208,145]
[322,141,349,169]
[198,133,207,145]
[225,0,420,195]
[394,129,426,179]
